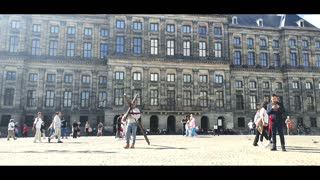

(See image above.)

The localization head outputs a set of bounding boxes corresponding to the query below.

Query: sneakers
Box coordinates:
[282,147,287,151]
[258,141,263,147]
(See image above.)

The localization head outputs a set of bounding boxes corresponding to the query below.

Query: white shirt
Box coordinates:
[127,108,141,124]
[33,117,43,129]
[53,115,61,128]
[8,122,15,130]
[248,121,253,129]
[259,108,269,124]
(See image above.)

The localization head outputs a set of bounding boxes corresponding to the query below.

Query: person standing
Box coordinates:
[33,112,43,143]
[61,118,68,139]
[285,116,293,136]
[22,124,28,137]
[85,121,90,137]
[97,121,104,137]
[123,102,140,149]
[267,94,286,151]
[181,116,187,136]
[7,119,17,140]
[247,120,254,135]
[41,121,46,140]
[116,114,123,138]
[48,112,63,143]
[72,120,78,138]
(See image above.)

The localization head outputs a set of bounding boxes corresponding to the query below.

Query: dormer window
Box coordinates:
[297,20,304,27]
[257,18,263,27]
[232,16,238,24]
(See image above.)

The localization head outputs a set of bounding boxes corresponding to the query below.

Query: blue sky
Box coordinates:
[298,14,320,28]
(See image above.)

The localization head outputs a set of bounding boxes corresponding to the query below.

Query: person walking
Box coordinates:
[33,112,43,143]
[48,112,63,143]
[7,119,17,141]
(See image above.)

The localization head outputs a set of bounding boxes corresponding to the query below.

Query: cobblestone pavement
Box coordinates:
[0,135,319,165]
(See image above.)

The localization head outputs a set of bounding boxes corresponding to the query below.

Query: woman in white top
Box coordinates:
[253,102,269,146]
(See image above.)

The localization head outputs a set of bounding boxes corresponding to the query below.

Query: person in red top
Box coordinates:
[285,116,293,136]
[22,124,29,137]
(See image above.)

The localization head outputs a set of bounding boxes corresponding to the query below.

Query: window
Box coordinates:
[276,82,282,89]
[214,27,222,35]
[260,39,267,47]
[263,82,269,89]
[100,29,108,37]
[167,40,174,56]
[114,88,124,106]
[49,40,58,56]
[150,39,158,55]
[4,88,14,106]
[307,96,314,111]
[183,74,191,83]
[289,39,296,48]
[292,81,299,89]
[247,52,255,65]
[294,96,301,110]
[29,73,38,82]
[50,25,59,34]
[45,90,54,107]
[150,89,159,105]
[83,42,92,58]
[64,74,73,83]
[167,90,175,106]
[150,23,158,32]
[11,20,20,29]
[115,71,124,80]
[133,37,142,54]
[6,71,16,80]
[232,16,238,24]
[150,73,158,81]
[316,55,320,67]
[67,26,76,35]
[316,41,320,49]
[98,92,107,108]
[302,40,309,49]
[260,53,268,67]
[66,41,75,57]
[31,39,41,56]
[216,91,224,108]
[199,26,206,35]
[290,53,297,66]
[303,53,309,67]
[167,74,175,82]
[234,37,241,45]
[214,42,222,58]
[215,75,223,84]
[166,24,175,32]
[82,75,90,84]
[183,41,191,56]
[199,75,207,83]
[133,89,141,106]
[47,74,56,83]
[63,91,72,107]
[306,82,312,89]
[310,117,317,128]
[234,51,241,65]
[264,95,270,103]
[199,42,206,57]
[80,91,89,108]
[133,72,141,81]
[100,43,108,59]
[199,91,208,107]
[257,19,263,27]
[247,38,254,46]
[32,24,41,32]
[272,40,279,48]
[238,117,245,128]
[250,95,257,110]
[235,80,242,88]
[249,81,256,89]
[27,90,36,107]
[183,91,191,106]
[116,20,125,29]
[236,95,244,110]
[9,36,19,53]
[133,21,142,30]
[274,53,280,67]
[183,25,191,33]
[116,36,124,53]
[99,76,107,85]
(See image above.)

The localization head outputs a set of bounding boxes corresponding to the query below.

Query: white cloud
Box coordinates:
[298,14,320,28]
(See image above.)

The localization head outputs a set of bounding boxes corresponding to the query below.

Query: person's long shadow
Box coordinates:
[0,150,117,154]
[285,146,320,153]
[133,144,187,150]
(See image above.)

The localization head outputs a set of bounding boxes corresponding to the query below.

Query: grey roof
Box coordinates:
[228,14,317,28]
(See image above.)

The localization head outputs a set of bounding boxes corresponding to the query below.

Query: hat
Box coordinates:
[10,119,14,122]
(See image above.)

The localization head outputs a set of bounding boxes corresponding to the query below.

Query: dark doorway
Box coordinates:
[80,116,88,127]
[150,115,159,133]
[297,117,304,127]
[167,116,176,134]
[201,116,209,132]
[43,115,52,129]
[114,115,120,134]
[1,115,11,126]
[24,115,34,127]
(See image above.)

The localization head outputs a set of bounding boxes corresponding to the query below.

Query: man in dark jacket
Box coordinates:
[267,94,286,151]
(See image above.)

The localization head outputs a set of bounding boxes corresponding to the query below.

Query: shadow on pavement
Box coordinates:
[134,144,186,150]
[286,146,320,153]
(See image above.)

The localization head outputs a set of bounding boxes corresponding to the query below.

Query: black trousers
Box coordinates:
[271,121,285,149]
[182,124,186,135]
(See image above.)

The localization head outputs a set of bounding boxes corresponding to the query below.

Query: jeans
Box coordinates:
[125,123,137,145]
[61,127,67,137]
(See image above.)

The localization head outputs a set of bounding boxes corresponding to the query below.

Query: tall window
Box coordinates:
[82,75,90,84]
[199,75,207,83]
[263,82,269,89]
[150,39,158,55]
[316,55,320,67]
[306,82,312,89]
[116,36,124,53]
[114,88,124,105]
[214,27,222,35]
[183,74,191,83]
[150,89,158,105]
[31,39,41,56]
[294,96,301,110]
[49,40,58,56]
[216,91,224,108]
[310,117,317,128]
[303,53,309,67]
[63,91,72,107]
[66,41,75,57]
[307,96,314,111]
[100,29,108,37]
[45,90,54,107]
[9,36,19,53]
[150,23,158,32]
[167,74,175,82]
[290,53,297,66]
[167,90,175,106]
[276,82,282,89]
[234,51,241,65]
[133,89,141,106]
[29,73,38,82]
[274,53,280,67]
[260,53,268,67]
[4,88,14,106]
[84,28,92,36]
[99,76,107,85]
[11,20,20,29]
[249,81,256,89]
[272,40,279,48]
[100,43,108,59]
[215,75,223,84]
[183,25,191,33]
[236,95,244,110]
[47,74,56,83]
[150,73,158,81]
[199,26,206,35]
[250,95,256,110]
[67,26,76,35]
[260,39,267,47]
[27,90,36,107]
[247,52,255,65]
[133,72,141,81]
[6,71,16,80]
[64,74,73,83]
[214,42,222,58]
[83,42,92,58]
[302,40,309,49]
[133,38,142,54]
[116,20,125,29]
[80,91,89,108]
[50,25,59,34]
[115,71,124,80]
[235,80,243,88]
[234,37,241,46]
[133,22,142,30]
[199,42,206,57]
[199,91,208,107]
[247,38,254,46]
[183,41,191,56]
[32,24,41,32]
[183,91,191,106]
[98,92,107,108]
[166,24,175,32]
[167,40,174,56]
[292,81,299,89]
[289,39,296,48]
[316,41,320,49]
